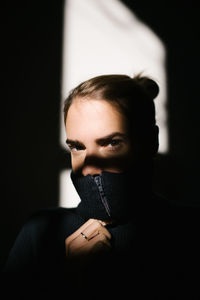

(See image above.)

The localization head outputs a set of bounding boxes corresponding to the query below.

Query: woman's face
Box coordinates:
[65,97,132,176]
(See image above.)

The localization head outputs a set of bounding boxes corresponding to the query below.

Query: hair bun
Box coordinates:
[134,76,159,100]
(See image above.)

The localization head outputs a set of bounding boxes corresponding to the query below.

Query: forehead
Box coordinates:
[65,98,128,138]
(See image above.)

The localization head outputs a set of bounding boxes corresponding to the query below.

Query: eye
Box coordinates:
[68,146,78,152]
[107,139,122,149]
[67,144,85,153]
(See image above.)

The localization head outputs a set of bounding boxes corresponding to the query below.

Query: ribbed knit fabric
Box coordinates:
[3,170,200,295]
[71,170,149,255]
[71,170,152,221]
[4,170,155,273]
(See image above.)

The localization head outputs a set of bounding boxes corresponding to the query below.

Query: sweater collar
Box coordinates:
[71,170,152,223]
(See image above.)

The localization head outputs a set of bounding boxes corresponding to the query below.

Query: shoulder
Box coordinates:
[22,207,82,239]
[6,207,77,248]
[153,195,200,235]
[30,206,76,217]
[23,206,88,239]
[3,207,84,272]
[24,207,75,229]
[29,207,76,223]
[151,192,200,210]
[152,193,200,215]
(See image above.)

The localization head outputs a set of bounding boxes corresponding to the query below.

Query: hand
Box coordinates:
[65,218,112,259]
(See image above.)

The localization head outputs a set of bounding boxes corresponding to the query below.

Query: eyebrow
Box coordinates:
[95,132,128,144]
[65,132,127,146]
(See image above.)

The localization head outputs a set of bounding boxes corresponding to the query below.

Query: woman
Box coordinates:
[4,73,171,291]
[63,73,160,259]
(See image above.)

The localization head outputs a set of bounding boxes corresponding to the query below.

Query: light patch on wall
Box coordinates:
[60,0,168,207]
[59,169,81,208]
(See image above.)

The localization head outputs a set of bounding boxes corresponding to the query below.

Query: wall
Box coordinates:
[2,0,200,269]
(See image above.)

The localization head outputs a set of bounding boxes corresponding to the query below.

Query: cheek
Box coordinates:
[71,153,85,172]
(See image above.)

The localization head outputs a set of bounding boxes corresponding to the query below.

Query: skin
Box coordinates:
[64,97,133,259]
[65,97,132,176]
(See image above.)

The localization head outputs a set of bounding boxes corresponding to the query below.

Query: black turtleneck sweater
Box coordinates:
[3,171,200,293]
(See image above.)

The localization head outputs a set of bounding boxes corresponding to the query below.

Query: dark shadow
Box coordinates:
[2,0,200,272]
[121,0,200,207]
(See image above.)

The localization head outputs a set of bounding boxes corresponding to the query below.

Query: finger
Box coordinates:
[66,233,89,255]
[67,219,109,250]
[67,224,110,252]
[65,220,95,256]
[83,232,112,253]
[66,218,95,244]
[65,219,112,257]
[97,220,107,226]
[67,229,111,256]
[83,220,111,240]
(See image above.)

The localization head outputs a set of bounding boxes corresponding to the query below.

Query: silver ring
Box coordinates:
[80,232,88,240]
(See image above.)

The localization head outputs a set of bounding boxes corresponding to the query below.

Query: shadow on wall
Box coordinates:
[1,0,200,271]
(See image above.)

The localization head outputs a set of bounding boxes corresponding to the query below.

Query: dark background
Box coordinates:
[2,0,200,269]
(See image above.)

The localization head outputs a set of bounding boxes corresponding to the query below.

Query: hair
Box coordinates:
[63,73,159,154]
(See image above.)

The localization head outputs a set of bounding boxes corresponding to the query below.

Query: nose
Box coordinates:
[82,165,102,177]
[81,153,103,176]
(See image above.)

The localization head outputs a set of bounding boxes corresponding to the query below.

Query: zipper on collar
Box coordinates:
[93,175,111,218]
